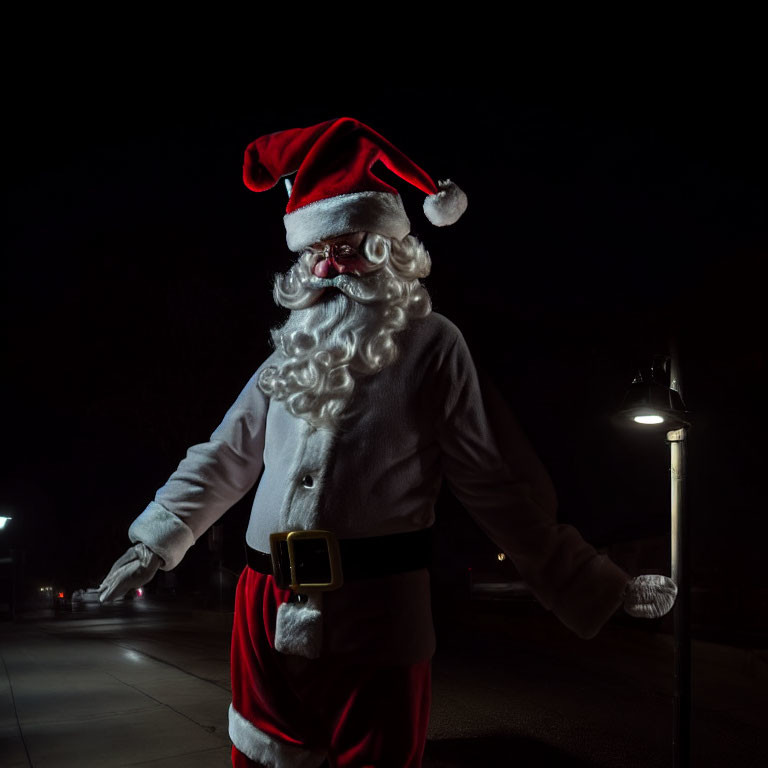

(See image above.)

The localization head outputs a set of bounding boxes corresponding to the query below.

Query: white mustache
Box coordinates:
[304,273,390,304]
[276,268,398,310]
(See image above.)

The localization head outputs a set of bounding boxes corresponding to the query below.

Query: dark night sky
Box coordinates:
[2,85,766,608]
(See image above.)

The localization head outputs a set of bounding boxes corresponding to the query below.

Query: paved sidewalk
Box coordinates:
[429,601,768,768]
[1,612,233,767]
[1,601,766,767]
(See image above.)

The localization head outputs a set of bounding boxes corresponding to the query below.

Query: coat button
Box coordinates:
[301,474,314,488]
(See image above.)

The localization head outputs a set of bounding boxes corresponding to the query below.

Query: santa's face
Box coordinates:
[308,232,378,279]
[274,231,417,311]
[263,232,431,427]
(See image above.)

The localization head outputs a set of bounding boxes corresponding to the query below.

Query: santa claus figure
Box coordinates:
[98,118,677,768]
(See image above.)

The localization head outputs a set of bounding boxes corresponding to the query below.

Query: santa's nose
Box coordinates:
[313,255,359,278]
[313,258,330,278]
[313,257,336,278]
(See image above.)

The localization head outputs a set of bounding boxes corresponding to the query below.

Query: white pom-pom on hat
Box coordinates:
[423,179,468,227]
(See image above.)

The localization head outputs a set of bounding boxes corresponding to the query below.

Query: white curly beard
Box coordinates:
[258,234,432,430]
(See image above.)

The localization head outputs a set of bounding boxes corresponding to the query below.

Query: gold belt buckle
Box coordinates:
[269,529,344,592]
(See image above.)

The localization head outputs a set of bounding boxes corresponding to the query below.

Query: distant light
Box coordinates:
[136,588,143,597]
[0,516,11,530]
[634,414,665,425]
[497,553,507,562]
[58,592,64,599]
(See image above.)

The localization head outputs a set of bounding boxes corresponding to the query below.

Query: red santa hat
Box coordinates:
[243,117,467,252]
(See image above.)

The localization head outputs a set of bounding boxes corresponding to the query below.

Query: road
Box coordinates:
[1,595,765,767]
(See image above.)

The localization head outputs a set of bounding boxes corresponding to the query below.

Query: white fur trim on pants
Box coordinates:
[229,703,327,768]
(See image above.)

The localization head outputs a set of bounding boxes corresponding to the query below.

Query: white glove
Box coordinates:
[623,574,678,619]
[98,542,163,602]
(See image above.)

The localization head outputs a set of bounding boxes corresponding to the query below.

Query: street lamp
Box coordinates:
[0,515,15,619]
[614,354,689,431]
[615,347,691,768]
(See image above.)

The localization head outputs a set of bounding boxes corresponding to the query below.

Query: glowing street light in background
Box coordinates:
[634,414,665,425]
[614,354,689,431]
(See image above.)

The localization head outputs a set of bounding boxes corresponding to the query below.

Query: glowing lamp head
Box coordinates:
[614,359,689,431]
[634,414,665,425]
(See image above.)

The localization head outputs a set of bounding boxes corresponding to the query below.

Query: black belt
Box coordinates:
[245,528,432,591]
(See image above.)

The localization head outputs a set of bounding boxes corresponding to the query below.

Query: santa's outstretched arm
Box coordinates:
[434,327,676,639]
[98,364,271,602]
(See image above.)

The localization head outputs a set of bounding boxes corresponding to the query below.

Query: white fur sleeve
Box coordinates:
[128,366,271,571]
[128,501,195,571]
[435,331,630,639]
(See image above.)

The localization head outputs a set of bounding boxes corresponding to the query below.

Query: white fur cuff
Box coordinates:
[423,179,468,226]
[624,574,678,619]
[274,593,323,658]
[229,703,327,768]
[128,501,196,571]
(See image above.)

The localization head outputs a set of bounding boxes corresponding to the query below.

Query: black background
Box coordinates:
[2,84,766,632]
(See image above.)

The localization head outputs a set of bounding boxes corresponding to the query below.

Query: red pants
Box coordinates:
[229,566,431,768]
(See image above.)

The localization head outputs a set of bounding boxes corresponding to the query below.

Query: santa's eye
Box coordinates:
[331,244,358,259]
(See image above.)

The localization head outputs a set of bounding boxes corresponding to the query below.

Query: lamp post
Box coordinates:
[0,515,15,619]
[615,347,691,768]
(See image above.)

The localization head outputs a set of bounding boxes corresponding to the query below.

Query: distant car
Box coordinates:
[53,587,71,610]
[71,588,102,607]
[467,550,534,600]
[71,586,144,609]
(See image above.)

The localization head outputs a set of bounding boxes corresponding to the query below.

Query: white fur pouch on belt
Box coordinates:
[274,593,324,659]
